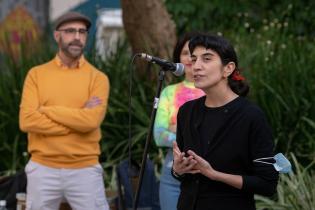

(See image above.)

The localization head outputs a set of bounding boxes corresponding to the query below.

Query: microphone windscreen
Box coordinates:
[173,63,185,76]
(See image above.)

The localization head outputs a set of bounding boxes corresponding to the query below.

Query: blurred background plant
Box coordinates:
[0,36,55,175]
[255,154,315,210]
[0,0,315,207]
[166,0,315,165]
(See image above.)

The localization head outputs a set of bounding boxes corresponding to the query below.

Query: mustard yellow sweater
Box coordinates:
[19,56,110,168]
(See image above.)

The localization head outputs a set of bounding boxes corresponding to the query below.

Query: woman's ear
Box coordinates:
[223,62,236,78]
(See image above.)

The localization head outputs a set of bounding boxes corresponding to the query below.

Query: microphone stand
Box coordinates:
[132,69,166,210]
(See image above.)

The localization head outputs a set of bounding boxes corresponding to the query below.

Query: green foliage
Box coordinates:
[166,0,315,164]
[238,34,315,163]
[255,154,315,210]
[166,0,315,38]
[0,41,55,174]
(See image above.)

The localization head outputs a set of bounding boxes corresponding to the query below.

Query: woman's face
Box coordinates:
[191,46,234,92]
[180,41,194,82]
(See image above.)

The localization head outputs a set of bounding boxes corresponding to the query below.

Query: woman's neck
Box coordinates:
[204,84,238,108]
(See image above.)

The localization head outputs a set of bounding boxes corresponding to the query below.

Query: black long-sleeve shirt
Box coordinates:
[175,96,278,210]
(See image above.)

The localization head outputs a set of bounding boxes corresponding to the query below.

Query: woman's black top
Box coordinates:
[175,96,278,210]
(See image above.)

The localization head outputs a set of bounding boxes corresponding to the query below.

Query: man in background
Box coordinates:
[19,11,110,210]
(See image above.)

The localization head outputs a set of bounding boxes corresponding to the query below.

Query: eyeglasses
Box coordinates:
[57,28,88,36]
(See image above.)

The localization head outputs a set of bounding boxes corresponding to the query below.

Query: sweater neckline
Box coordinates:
[54,54,85,70]
[202,96,242,111]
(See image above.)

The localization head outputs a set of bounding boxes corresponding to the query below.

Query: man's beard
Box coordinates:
[59,38,84,59]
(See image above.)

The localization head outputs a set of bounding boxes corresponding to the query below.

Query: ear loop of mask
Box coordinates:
[253,157,274,165]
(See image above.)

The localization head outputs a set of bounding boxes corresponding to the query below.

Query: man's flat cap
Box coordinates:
[55,11,91,30]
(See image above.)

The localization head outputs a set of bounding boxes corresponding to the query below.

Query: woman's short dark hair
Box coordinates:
[173,32,201,63]
[188,33,250,97]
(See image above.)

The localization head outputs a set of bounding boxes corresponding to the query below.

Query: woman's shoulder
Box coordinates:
[179,95,206,112]
[240,98,268,120]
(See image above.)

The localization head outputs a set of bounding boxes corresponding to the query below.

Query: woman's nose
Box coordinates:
[193,59,202,70]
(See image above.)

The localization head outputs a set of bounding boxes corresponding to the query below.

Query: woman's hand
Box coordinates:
[172,146,243,188]
[172,142,199,175]
[186,150,218,180]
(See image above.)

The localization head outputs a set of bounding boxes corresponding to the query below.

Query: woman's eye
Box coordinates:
[181,52,190,56]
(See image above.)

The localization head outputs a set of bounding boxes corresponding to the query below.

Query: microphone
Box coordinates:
[140,53,185,76]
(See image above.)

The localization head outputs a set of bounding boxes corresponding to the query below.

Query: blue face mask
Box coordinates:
[253,153,292,174]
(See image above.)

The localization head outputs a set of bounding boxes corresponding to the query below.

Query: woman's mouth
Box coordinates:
[194,75,203,81]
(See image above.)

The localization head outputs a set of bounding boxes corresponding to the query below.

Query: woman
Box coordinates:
[153,32,205,210]
[172,33,279,210]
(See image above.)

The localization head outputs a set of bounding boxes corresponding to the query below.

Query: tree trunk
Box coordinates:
[121,0,177,77]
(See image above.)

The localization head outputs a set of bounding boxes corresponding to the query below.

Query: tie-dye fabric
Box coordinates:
[154,80,205,147]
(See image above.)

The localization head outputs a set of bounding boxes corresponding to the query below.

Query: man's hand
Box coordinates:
[172,141,199,176]
[84,96,102,108]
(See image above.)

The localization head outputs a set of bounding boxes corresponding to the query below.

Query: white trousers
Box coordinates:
[25,160,109,210]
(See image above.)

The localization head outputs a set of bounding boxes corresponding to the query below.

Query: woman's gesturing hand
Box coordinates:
[186,150,218,180]
[172,141,200,175]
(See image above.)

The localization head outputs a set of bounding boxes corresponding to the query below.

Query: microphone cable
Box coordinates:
[128,53,141,199]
